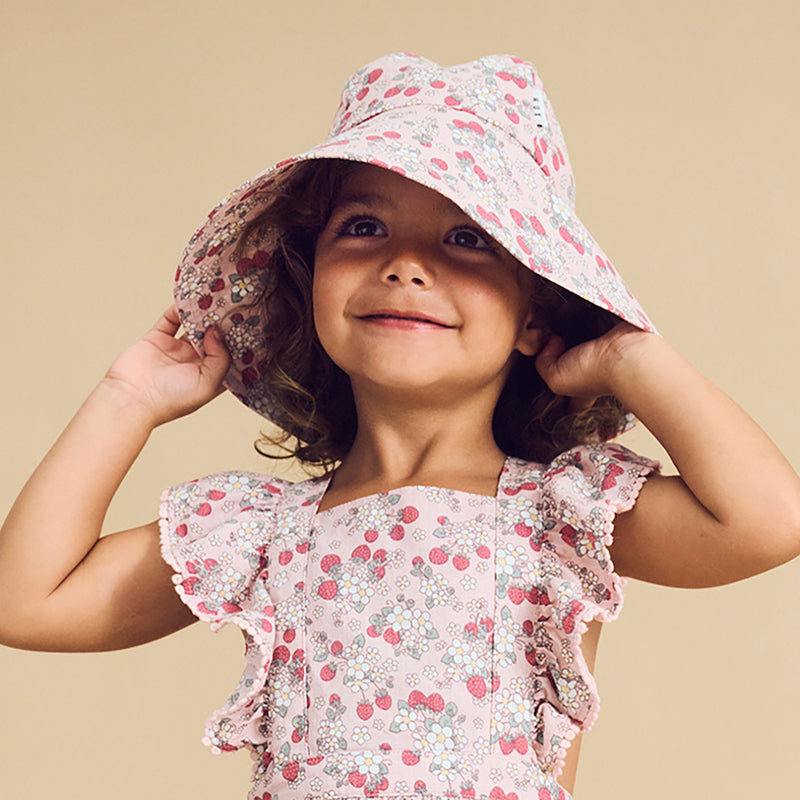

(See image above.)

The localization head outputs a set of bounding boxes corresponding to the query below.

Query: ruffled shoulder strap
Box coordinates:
[541,442,659,620]
[498,443,659,777]
[159,470,329,753]
[160,471,287,625]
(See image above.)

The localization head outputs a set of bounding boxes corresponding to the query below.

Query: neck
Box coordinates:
[325,379,508,504]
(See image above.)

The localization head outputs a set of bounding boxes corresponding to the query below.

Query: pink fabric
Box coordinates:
[159,443,658,800]
[173,53,655,427]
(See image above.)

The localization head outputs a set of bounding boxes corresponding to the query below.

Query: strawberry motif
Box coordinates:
[317,580,337,600]
[357,702,374,720]
[348,771,367,788]
[507,586,525,605]
[466,675,486,698]
[514,522,532,538]
[452,555,470,571]
[408,690,427,707]
[602,463,625,490]
[425,692,445,712]
[401,749,420,765]
[429,547,448,564]
[383,628,400,645]
[351,544,371,561]
[281,761,299,782]
[320,554,340,573]
[530,215,546,235]
[389,525,404,541]
[375,693,391,710]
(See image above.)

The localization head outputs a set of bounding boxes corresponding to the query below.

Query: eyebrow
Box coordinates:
[333,191,466,218]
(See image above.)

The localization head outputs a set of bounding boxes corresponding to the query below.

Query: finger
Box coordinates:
[199,327,231,384]
[151,304,182,337]
[534,334,567,380]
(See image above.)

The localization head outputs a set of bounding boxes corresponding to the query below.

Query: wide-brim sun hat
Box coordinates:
[174,52,654,424]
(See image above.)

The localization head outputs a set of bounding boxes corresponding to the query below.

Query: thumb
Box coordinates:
[200,327,232,389]
[534,334,567,384]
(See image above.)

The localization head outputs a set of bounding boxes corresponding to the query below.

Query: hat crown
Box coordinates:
[329,52,575,208]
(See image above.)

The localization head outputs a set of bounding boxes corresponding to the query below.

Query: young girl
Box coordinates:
[2,52,799,800]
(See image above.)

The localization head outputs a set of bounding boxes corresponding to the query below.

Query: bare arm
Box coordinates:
[0,308,230,651]
[536,324,800,587]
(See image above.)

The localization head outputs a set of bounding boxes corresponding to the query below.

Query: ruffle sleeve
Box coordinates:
[159,471,287,753]
[500,442,659,777]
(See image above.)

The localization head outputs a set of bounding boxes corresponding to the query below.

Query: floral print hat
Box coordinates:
[174,52,654,424]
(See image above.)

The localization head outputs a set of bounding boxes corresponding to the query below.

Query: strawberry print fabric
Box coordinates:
[159,443,658,800]
[173,53,655,428]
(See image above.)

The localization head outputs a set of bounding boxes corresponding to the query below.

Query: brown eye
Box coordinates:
[446,226,494,251]
[337,216,387,238]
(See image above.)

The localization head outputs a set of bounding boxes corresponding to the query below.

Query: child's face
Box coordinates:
[312,164,543,402]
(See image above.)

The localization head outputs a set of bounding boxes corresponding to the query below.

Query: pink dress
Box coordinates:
[159,443,658,800]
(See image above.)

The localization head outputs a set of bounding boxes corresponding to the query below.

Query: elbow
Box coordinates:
[744,495,800,574]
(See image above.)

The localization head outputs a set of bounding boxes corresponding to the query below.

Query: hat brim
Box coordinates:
[174,103,653,422]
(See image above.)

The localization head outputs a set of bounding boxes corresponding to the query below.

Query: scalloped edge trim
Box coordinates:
[538,450,660,779]
[158,486,275,755]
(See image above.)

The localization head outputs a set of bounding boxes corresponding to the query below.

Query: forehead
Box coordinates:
[333,163,468,219]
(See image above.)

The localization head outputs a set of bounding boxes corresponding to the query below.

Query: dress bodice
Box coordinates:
[159,444,658,800]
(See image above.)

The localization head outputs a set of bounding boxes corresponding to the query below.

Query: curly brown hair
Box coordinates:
[237,159,629,471]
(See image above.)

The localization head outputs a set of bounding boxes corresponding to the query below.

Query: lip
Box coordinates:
[356,309,455,329]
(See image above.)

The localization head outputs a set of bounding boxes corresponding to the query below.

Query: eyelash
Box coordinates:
[334,214,496,252]
[335,215,385,237]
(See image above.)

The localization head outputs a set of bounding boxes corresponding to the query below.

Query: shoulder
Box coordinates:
[160,471,289,532]
[500,442,660,618]
[159,470,330,540]
[502,442,660,506]
[157,470,326,623]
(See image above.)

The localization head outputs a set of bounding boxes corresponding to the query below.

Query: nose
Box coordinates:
[379,244,436,288]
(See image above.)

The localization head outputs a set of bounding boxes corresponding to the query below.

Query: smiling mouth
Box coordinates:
[360,313,454,328]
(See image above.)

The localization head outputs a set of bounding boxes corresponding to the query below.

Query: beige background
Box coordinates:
[2,1,799,797]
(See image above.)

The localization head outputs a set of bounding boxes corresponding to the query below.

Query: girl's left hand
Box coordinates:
[534,321,652,409]
[538,319,800,588]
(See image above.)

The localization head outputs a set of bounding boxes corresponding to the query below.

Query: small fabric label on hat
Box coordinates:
[531,86,549,130]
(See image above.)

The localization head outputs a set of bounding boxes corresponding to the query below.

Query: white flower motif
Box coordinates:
[351,726,371,745]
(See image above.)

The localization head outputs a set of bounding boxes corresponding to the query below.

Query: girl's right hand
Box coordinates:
[103,305,231,427]
[0,304,230,652]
